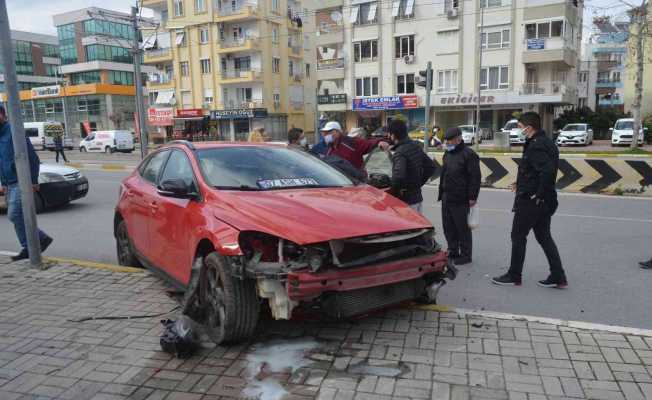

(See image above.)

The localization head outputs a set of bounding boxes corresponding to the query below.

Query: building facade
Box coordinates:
[315,0,583,135]
[0,31,60,93]
[624,2,652,118]
[143,0,315,143]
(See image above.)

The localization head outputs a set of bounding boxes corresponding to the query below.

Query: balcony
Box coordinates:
[288,44,303,57]
[216,37,260,54]
[519,81,577,104]
[317,93,347,111]
[214,3,260,22]
[317,58,344,70]
[316,27,344,45]
[217,99,266,110]
[291,74,304,83]
[596,80,623,89]
[142,0,167,8]
[144,48,173,64]
[147,73,174,90]
[522,37,577,68]
[288,4,303,30]
[598,97,624,106]
[220,69,263,84]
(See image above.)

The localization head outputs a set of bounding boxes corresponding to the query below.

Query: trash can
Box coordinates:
[494,130,510,151]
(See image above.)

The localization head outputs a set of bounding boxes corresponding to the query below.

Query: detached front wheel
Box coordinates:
[199,253,259,344]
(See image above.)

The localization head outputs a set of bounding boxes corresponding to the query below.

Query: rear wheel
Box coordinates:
[34,193,45,214]
[116,220,142,267]
[199,253,259,344]
[80,146,86,152]
[105,146,113,154]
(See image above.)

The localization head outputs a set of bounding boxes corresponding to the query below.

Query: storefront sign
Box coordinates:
[352,95,418,110]
[30,85,61,99]
[318,94,347,105]
[148,107,174,126]
[177,109,204,118]
[210,108,268,120]
[436,94,496,106]
[527,38,545,50]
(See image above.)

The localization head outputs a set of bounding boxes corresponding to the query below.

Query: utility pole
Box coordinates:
[132,5,149,159]
[475,4,485,152]
[54,67,70,141]
[417,62,433,152]
[0,0,42,266]
[629,1,647,149]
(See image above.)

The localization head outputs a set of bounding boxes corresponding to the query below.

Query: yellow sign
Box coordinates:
[1,83,136,102]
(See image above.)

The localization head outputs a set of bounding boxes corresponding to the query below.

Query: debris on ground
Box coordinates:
[159,316,200,359]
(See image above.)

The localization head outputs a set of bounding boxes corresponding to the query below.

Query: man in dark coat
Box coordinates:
[492,112,567,288]
[438,127,481,265]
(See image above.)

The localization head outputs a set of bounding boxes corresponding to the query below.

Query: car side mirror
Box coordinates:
[158,179,198,200]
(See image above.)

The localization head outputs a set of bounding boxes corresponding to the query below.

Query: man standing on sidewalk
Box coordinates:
[0,105,53,261]
[438,127,481,265]
[492,112,567,288]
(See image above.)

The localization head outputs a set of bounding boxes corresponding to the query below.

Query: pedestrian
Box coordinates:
[492,112,567,288]
[640,257,652,269]
[385,119,437,213]
[287,127,308,150]
[54,133,68,163]
[248,127,266,142]
[438,127,481,266]
[320,121,390,173]
[0,105,53,262]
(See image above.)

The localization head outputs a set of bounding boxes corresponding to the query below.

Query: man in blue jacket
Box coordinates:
[0,105,53,261]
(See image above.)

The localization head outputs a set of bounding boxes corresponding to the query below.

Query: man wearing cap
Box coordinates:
[438,126,481,266]
[320,121,389,172]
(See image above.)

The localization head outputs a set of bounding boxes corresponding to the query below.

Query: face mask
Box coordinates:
[446,144,457,152]
[324,134,334,144]
[299,137,307,147]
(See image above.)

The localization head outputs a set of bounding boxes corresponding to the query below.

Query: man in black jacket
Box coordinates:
[387,119,437,213]
[492,112,567,288]
[438,127,481,265]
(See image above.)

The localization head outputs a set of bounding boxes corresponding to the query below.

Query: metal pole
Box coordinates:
[423,61,432,153]
[0,0,42,266]
[475,4,484,151]
[314,88,320,144]
[132,5,148,159]
[55,67,70,140]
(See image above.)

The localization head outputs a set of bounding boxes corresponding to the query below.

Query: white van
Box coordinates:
[79,130,135,153]
[611,118,646,146]
[24,122,73,150]
[502,119,526,145]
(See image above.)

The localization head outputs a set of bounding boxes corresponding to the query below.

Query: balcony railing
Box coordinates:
[145,48,172,59]
[318,93,347,104]
[519,81,577,97]
[291,74,304,82]
[221,69,262,79]
[317,58,345,70]
[219,37,259,49]
[524,37,574,51]
[218,99,265,109]
[215,2,258,16]
[596,79,623,88]
[148,72,174,84]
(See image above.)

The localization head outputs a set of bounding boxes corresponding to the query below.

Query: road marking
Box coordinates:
[0,251,143,274]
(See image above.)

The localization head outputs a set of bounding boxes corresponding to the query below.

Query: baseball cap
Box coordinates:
[321,121,342,132]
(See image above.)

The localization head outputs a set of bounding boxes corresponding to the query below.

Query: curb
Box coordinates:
[45,256,145,274]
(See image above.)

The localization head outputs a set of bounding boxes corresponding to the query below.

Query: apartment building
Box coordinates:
[624,1,652,118]
[0,30,60,93]
[315,0,583,134]
[143,0,315,143]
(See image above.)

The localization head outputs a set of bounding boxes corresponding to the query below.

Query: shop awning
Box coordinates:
[156,90,175,105]
[173,116,205,121]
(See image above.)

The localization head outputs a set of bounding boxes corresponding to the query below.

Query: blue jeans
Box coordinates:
[6,184,48,250]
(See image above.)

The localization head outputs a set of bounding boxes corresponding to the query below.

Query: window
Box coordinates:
[195,0,206,13]
[200,26,209,44]
[203,88,214,105]
[85,44,132,63]
[274,93,281,108]
[174,0,184,16]
[180,61,190,77]
[437,69,458,93]
[352,2,377,25]
[182,91,192,108]
[272,57,280,73]
[142,151,170,184]
[480,0,508,7]
[480,66,509,90]
[289,60,294,77]
[394,35,415,59]
[70,71,101,85]
[272,0,279,11]
[83,20,134,40]
[396,73,415,94]
[579,72,587,83]
[160,150,196,189]
[175,30,187,46]
[200,58,211,74]
[444,0,459,11]
[482,29,510,49]
[108,70,134,85]
[272,26,279,44]
[392,0,415,18]
[597,72,610,83]
[306,63,311,78]
[353,40,378,62]
[526,20,564,39]
[613,71,621,82]
[355,77,379,97]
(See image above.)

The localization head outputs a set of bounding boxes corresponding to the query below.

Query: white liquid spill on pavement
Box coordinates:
[242,338,320,400]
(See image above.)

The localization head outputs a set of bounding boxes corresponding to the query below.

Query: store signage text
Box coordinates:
[318,94,347,105]
[210,108,268,120]
[352,95,418,110]
[177,109,204,118]
[148,107,174,126]
[31,85,61,99]
[439,94,496,105]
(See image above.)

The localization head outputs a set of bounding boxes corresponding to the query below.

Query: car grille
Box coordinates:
[620,135,633,139]
[64,172,81,181]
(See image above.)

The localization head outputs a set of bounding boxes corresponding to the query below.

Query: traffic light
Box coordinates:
[416,68,433,90]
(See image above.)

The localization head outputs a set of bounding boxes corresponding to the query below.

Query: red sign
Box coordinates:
[148,107,174,126]
[82,121,92,135]
[176,109,204,118]
[401,95,418,108]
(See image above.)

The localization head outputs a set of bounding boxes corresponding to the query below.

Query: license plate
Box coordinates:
[77,183,88,191]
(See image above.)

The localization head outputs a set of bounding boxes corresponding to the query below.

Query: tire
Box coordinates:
[34,193,45,214]
[115,219,142,267]
[80,146,86,153]
[198,252,260,344]
[105,146,113,154]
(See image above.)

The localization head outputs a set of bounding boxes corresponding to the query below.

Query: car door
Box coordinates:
[125,150,170,260]
[148,149,201,285]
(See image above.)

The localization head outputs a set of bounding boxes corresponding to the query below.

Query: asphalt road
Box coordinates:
[1,169,651,329]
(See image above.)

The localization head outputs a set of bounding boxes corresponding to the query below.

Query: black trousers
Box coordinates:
[508,197,565,280]
[55,148,68,163]
[442,199,472,259]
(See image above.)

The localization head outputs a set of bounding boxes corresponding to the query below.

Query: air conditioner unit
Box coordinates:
[403,55,415,64]
[447,9,458,18]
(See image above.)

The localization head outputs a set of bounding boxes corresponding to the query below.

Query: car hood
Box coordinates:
[561,131,586,136]
[40,163,80,175]
[211,185,431,245]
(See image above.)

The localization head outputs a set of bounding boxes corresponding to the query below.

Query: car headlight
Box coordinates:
[39,172,65,184]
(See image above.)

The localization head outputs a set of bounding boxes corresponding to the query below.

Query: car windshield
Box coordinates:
[563,124,586,131]
[504,121,518,130]
[459,126,474,133]
[615,120,634,130]
[197,146,354,190]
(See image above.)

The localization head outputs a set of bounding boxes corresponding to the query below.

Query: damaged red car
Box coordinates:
[114,141,455,344]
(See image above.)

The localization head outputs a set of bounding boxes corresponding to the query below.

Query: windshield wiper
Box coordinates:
[213,185,261,191]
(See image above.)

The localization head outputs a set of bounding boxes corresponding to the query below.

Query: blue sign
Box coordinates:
[352,96,418,110]
[527,38,545,50]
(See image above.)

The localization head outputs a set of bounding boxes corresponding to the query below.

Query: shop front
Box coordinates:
[173,109,209,141]
[147,107,174,144]
[210,108,269,141]
[349,95,419,135]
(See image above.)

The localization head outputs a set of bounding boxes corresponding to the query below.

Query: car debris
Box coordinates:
[159,316,200,359]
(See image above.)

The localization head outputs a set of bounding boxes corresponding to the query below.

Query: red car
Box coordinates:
[114,141,455,344]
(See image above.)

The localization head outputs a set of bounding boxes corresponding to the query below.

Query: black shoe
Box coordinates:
[40,236,53,253]
[454,256,472,266]
[10,249,29,262]
[537,276,568,289]
[491,273,522,286]
[639,259,652,269]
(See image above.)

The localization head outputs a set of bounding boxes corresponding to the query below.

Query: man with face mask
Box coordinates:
[287,127,308,150]
[320,121,389,173]
[386,119,437,213]
[492,112,567,288]
[438,127,481,266]
[0,105,53,261]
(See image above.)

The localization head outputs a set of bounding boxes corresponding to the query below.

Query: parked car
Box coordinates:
[0,164,88,213]
[458,125,482,145]
[24,121,73,151]
[80,130,135,153]
[611,118,646,146]
[557,123,594,146]
[502,119,526,145]
[114,142,455,344]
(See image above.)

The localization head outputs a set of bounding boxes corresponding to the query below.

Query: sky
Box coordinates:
[6,0,630,37]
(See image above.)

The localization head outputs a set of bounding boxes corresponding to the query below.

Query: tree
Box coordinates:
[625,0,649,148]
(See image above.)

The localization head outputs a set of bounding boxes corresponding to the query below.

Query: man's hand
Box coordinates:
[378,141,391,152]
[469,200,477,207]
[509,182,517,192]
[32,185,40,192]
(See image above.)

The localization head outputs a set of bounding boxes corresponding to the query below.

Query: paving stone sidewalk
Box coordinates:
[1,256,652,400]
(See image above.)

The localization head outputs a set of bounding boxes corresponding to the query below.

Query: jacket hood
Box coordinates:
[210,185,431,244]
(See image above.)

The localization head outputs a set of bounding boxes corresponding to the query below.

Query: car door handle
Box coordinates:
[150,202,159,213]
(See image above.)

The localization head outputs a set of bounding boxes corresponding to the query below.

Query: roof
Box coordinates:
[164,142,289,150]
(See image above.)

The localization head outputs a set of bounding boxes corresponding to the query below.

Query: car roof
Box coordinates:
[164,141,289,150]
